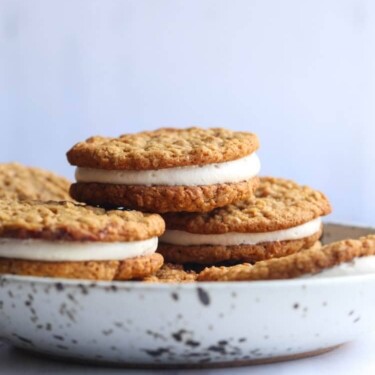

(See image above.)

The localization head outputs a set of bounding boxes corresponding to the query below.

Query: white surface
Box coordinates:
[0,0,375,225]
[75,153,261,186]
[0,335,375,374]
[161,218,321,246]
[0,237,158,261]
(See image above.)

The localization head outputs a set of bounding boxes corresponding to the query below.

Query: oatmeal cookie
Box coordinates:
[159,177,330,264]
[0,200,165,280]
[67,127,261,212]
[0,163,71,201]
[197,236,375,281]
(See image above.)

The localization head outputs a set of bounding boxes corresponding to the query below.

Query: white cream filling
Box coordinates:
[160,218,322,246]
[309,256,375,278]
[75,153,260,186]
[0,237,158,262]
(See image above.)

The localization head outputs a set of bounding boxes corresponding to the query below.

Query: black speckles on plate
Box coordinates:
[171,329,189,342]
[77,284,89,295]
[12,334,34,346]
[59,303,76,323]
[196,287,210,306]
[142,338,249,362]
[53,334,65,341]
[146,330,166,341]
[250,348,262,356]
[67,293,78,304]
[104,285,118,292]
[55,282,64,291]
[102,329,113,336]
[185,339,200,348]
[143,347,171,357]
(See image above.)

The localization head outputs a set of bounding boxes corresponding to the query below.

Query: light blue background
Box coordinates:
[0,0,374,224]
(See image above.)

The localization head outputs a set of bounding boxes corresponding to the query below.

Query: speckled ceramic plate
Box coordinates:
[0,223,374,368]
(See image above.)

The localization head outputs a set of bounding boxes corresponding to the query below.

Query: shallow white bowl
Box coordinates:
[0,223,374,368]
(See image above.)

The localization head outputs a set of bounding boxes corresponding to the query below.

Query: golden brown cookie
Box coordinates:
[163,177,331,233]
[0,201,165,280]
[0,200,164,241]
[159,177,331,264]
[67,127,260,213]
[0,163,71,201]
[0,253,164,281]
[67,127,259,170]
[70,179,259,213]
[142,263,197,283]
[197,235,375,281]
[158,230,322,265]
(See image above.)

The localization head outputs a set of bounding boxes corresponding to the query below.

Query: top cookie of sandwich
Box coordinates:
[67,127,259,170]
[163,177,331,234]
[0,163,71,201]
[0,200,164,241]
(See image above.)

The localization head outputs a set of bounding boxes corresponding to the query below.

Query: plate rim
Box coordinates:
[1,272,375,291]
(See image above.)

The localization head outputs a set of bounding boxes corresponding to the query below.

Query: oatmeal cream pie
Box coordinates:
[158,177,331,264]
[197,235,375,281]
[0,200,164,280]
[67,127,260,213]
[0,162,71,201]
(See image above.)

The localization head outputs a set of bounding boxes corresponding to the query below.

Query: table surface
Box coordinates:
[1,334,375,375]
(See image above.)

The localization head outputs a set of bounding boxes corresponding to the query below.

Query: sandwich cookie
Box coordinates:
[0,163,72,201]
[197,235,375,281]
[67,127,260,213]
[0,200,164,280]
[159,177,331,264]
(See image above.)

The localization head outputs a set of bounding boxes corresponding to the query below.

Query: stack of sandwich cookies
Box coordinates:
[0,163,72,201]
[67,127,260,213]
[159,177,331,265]
[7,126,372,286]
[0,200,164,280]
[197,235,375,281]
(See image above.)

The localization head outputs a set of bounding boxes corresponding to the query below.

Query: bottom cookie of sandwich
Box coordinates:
[0,253,164,281]
[158,231,322,265]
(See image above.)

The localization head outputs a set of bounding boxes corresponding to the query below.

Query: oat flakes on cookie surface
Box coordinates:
[197,235,375,281]
[67,127,259,170]
[0,200,165,280]
[0,163,71,201]
[142,263,197,283]
[163,177,331,234]
[158,177,331,264]
[67,127,261,212]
